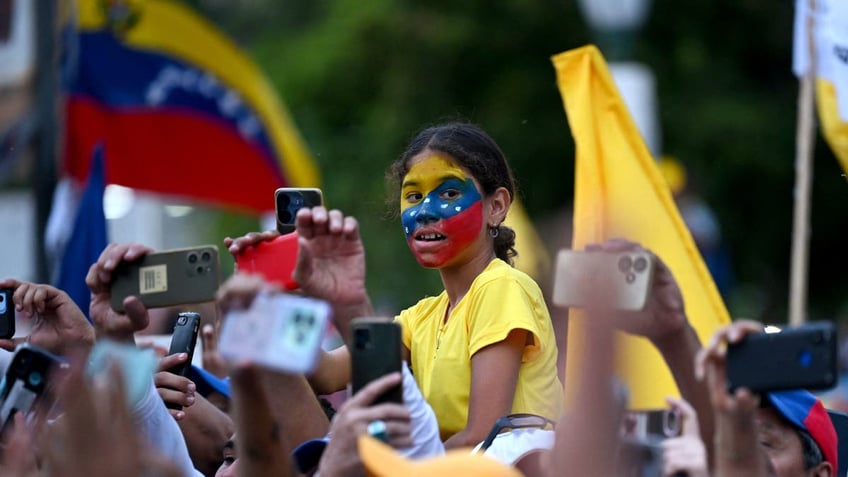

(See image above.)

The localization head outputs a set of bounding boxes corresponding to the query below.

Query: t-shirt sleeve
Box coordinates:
[466,278,545,362]
[394,312,412,351]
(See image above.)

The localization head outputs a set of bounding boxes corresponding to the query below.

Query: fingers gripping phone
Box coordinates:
[0,288,14,340]
[552,249,654,311]
[726,321,838,394]
[110,245,221,312]
[0,344,67,435]
[350,319,403,405]
[275,187,323,235]
[166,312,201,378]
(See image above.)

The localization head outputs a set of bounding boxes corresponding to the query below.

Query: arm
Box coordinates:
[588,239,715,459]
[443,329,526,449]
[307,346,351,395]
[695,321,770,477]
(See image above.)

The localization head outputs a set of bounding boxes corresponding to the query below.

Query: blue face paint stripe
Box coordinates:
[401,177,481,238]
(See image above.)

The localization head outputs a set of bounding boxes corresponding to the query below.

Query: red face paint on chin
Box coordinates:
[406,201,483,268]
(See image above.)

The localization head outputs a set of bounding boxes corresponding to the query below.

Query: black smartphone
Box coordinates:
[726,321,838,394]
[0,288,14,340]
[165,312,201,410]
[350,318,403,405]
[0,344,67,435]
[110,245,220,313]
[275,187,324,235]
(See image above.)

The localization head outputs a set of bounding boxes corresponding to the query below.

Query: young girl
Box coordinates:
[229,122,563,448]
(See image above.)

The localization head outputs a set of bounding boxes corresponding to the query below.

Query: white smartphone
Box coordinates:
[218,292,330,374]
[552,249,654,311]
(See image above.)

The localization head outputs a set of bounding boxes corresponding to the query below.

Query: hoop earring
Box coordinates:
[488,224,499,238]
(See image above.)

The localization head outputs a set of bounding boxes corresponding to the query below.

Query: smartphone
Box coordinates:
[551,249,654,311]
[236,232,300,290]
[166,312,201,377]
[0,288,14,339]
[218,292,330,374]
[275,187,323,235]
[626,408,681,439]
[726,321,838,394]
[616,435,665,477]
[110,245,220,313]
[350,318,403,405]
[0,344,67,435]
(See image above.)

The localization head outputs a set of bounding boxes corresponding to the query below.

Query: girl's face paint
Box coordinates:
[400,154,484,268]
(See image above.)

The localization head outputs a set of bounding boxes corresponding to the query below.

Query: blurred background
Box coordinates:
[1,0,846,325]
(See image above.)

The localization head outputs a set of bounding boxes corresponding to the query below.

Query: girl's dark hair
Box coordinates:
[387,122,518,265]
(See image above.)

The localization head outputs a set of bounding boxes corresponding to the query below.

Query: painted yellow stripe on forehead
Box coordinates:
[401,155,468,193]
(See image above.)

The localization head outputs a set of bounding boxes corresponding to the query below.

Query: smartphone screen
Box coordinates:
[726,321,838,393]
[350,319,403,405]
[275,188,323,235]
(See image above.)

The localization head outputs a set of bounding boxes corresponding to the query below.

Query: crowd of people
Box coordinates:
[0,122,840,477]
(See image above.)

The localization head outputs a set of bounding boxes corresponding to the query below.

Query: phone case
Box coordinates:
[275,187,324,235]
[0,344,67,433]
[0,288,14,340]
[166,312,201,377]
[218,293,330,374]
[110,245,221,313]
[726,321,838,393]
[350,319,403,405]
[236,233,300,290]
[552,249,654,311]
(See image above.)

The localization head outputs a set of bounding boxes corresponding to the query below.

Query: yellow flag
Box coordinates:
[817,80,848,175]
[551,45,731,409]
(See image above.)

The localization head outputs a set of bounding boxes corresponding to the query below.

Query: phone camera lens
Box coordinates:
[618,256,632,272]
[625,272,636,284]
[278,193,290,208]
[279,210,293,224]
[633,257,648,272]
[0,294,4,303]
[28,371,43,387]
[354,328,371,350]
[188,253,198,264]
[201,251,211,262]
[178,316,187,325]
[196,266,205,275]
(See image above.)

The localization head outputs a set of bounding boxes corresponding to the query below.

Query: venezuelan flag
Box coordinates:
[63,0,319,213]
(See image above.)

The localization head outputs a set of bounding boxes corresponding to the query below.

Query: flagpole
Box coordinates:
[789,0,816,326]
[33,0,59,283]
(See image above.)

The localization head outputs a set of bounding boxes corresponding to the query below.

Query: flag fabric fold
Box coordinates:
[552,45,731,409]
[55,144,109,321]
[64,0,319,213]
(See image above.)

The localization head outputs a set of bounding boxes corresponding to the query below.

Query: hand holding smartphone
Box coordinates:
[726,321,838,394]
[552,249,654,311]
[109,245,221,312]
[0,344,68,434]
[350,318,403,405]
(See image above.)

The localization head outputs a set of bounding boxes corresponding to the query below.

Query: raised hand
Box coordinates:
[0,279,94,355]
[84,243,153,343]
[584,239,687,342]
[154,352,197,421]
[661,396,709,477]
[292,206,368,306]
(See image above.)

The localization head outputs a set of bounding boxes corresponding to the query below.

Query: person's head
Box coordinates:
[757,391,837,477]
[215,434,238,477]
[388,122,517,269]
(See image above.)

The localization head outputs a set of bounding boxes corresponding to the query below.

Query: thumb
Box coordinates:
[201,324,217,353]
[122,297,151,333]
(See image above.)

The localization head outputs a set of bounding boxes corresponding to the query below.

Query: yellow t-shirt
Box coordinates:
[396,259,564,439]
